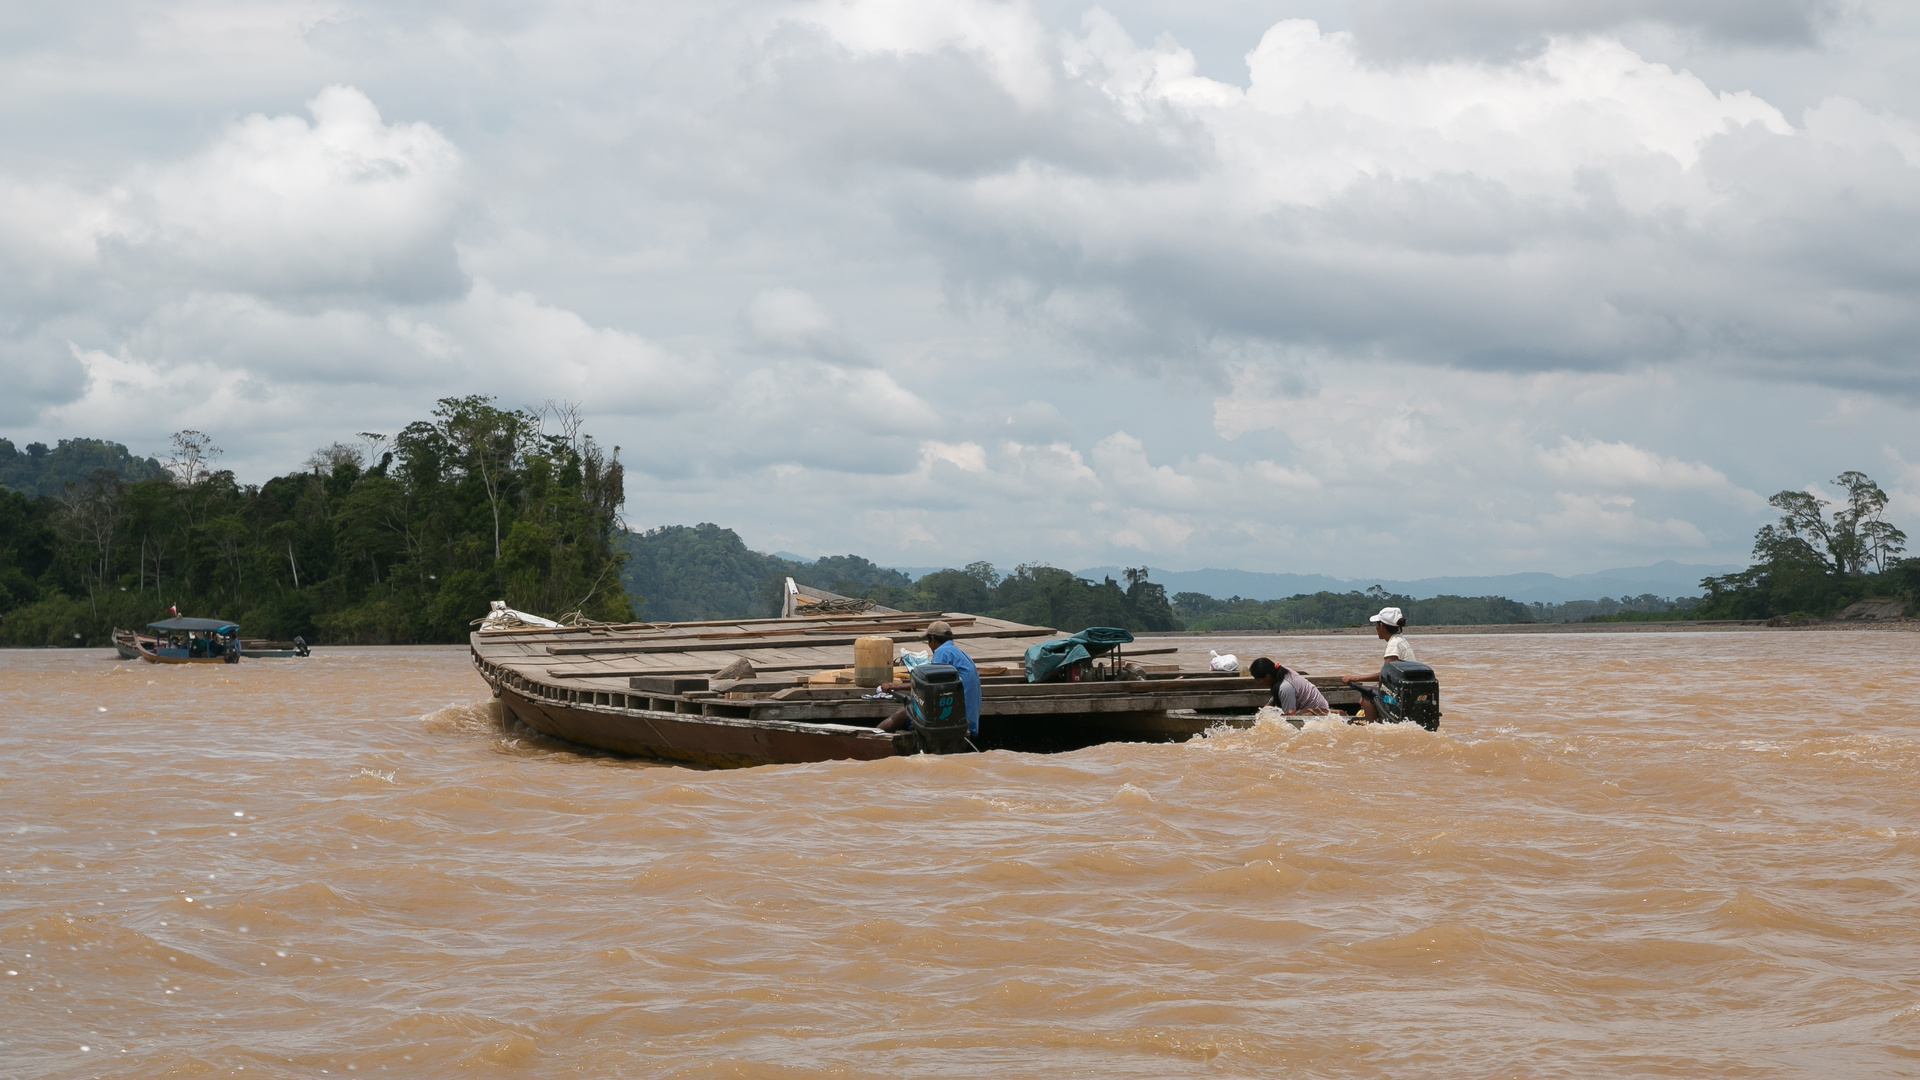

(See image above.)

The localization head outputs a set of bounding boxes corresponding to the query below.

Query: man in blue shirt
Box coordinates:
[877,620,982,737]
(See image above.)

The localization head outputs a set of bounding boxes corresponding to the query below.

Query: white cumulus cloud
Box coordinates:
[112,85,466,300]
[1540,437,1759,501]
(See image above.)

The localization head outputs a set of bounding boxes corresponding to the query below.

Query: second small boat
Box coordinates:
[240,637,310,658]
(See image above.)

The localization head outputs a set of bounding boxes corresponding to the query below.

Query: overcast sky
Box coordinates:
[3,0,1916,578]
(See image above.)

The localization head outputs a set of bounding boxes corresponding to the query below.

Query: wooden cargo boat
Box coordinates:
[470,610,1364,769]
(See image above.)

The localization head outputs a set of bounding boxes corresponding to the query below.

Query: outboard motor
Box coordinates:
[907,663,970,754]
[1377,660,1441,731]
[293,635,310,657]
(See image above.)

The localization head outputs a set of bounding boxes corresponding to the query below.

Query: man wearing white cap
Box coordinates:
[1343,606,1416,721]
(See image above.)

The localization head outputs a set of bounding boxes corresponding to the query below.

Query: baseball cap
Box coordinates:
[1368,607,1405,626]
[925,620,954,640]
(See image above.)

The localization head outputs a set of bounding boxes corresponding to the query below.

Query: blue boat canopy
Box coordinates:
[147,617,240,633]
[1023,626,1134,683]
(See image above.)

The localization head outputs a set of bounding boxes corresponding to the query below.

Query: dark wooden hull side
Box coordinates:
[496,682,905,769]
[113,629,151,661]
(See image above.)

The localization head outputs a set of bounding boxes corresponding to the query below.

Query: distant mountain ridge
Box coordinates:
[1067,561,1739,604]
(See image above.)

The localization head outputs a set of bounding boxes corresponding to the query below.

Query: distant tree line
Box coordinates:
[0,397,632,647]
[629,472,1919,632]
[1170,587,1530,631]
[1525,594,1699,623]
[620,525,1180,631]
[1171,471,1918,628]
[863,563,1178,632]
[623,514,1912,637]
[13,448,1911,646]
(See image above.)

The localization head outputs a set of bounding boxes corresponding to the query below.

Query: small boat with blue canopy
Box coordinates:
[137,617,243,665]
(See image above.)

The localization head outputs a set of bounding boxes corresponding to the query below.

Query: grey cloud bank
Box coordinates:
[1,0,1916,580]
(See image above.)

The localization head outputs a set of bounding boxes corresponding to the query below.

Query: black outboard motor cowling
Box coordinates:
[1377,660,1440,731]
[908,663,969,754]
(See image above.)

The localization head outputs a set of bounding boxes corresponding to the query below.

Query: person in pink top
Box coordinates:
[1344,606,1416,721]
[1248,657,1329,715]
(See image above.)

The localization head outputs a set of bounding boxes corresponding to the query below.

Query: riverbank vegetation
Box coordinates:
[0,398,631,646]
[1691,471,1917,620]
[1171,589,1525,631]
[10,446,1914,646]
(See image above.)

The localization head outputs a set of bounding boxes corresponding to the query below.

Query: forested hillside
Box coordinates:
[1,438,167,496]
[0,397,631,646]
[619,524,910,621]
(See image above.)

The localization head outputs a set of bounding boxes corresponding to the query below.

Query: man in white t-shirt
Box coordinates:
[1344,606,1416,721]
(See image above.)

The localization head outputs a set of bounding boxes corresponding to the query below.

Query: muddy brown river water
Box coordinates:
[2,630,1916,1078]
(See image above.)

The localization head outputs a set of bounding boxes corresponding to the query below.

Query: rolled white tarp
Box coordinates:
[479,600,562,631]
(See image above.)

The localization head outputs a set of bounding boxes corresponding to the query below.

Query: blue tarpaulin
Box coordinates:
[1023,627,1135,683]
[147,617,240,633]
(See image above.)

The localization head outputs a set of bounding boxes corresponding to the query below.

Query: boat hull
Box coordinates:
[112,629,153,661]
[137,650,237,665]
[497,681,904,768]
[490,676,1260,766]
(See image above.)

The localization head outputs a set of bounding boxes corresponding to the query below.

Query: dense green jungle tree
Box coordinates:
[0,399,632,647]
[1697,471,1915,619]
